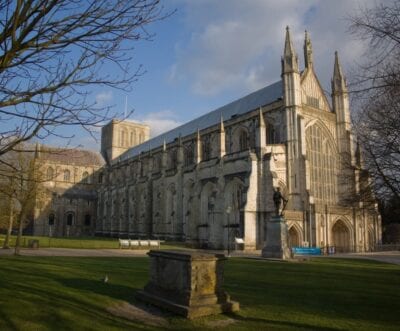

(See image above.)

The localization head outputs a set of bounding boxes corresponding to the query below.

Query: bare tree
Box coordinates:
[0,144,45,254]
[0,0,168,157]
[348,1,400,201]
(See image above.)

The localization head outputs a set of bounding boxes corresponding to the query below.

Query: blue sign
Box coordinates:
[292,247,322,255]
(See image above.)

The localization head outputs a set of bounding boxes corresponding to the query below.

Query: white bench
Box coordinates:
[129,240,140,248]
[127,239,160,249]
[149,240,160,249]
[119,239,130,249]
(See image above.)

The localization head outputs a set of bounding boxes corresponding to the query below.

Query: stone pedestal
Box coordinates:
[262,215,291,259]
[136,250,239,319]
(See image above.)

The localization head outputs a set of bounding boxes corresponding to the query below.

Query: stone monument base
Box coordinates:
[262,215,291,260]
[136,250,239,319]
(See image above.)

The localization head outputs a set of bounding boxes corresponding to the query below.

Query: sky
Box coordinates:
[46,0,376,151]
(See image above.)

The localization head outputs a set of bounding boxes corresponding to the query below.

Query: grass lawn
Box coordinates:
[0,235,186,250]
[0,256,399,330]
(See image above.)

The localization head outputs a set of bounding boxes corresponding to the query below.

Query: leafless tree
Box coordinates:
[348,1,400,202]
[0,0,168,158]
[0,144,45,253]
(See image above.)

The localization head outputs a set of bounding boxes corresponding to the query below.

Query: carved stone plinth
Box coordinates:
[262,215,291,259]
[136,250,239,319]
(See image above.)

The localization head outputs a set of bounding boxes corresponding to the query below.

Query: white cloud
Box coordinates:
[95,90,113,106]
[136,110,182,138]
[170,0,377,95]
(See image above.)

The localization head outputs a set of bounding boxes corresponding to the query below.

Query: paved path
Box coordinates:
[1,248,399,265]
[323,251,400,265]
[0,248,149,257]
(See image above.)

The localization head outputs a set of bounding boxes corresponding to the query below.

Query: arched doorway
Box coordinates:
[332,220,350,252]
[288,226,300,248]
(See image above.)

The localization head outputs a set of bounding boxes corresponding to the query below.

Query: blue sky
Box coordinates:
[46,0,376,151]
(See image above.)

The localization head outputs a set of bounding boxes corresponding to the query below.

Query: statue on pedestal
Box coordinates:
[273,187,288,216]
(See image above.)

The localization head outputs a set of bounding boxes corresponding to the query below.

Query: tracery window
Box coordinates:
[306,125,337,204]
[239,130,248,151]
[184,144,194,166]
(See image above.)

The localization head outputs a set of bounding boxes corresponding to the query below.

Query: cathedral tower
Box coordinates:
[281,26,302,208]
[101,119,150,164]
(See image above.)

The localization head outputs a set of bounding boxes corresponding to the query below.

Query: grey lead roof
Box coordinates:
[119,80,283,162]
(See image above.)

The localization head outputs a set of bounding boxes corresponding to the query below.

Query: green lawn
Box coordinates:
[0,256,399,330]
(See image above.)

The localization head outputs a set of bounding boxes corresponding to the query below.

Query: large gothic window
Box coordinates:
[306,125,337,204]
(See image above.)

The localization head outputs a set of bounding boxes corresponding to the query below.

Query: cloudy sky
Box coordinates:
[51,0,376,150]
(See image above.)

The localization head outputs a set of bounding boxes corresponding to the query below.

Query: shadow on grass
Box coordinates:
[59,277,140,303]
[227,312,340,331]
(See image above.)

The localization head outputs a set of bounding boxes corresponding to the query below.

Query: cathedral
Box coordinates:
[33,28,382,252]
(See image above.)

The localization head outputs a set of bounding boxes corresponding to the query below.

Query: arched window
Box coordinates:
[84,214,91,226]
[46,167,54,181]
[130,131,134,145]
[202,137,211,161]
[121,130,126,147]
[66,213,74,226]
[48,214,55,226]
[64,169,70,182]
[239,130,248,151]
[82,171,89,184]
[306,125,337,204]
[185,144,194,166]
[138,132,143,144]
[169,149,177,169]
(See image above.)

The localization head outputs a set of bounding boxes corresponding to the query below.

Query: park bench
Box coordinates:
[119,239,130,249]
[126,239,160,249]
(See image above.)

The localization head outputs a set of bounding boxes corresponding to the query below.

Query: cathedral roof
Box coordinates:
[37,146,104,167]
[119,80,282,161]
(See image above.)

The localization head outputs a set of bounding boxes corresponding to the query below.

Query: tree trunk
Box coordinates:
[14,212,24,256]
[2,198,13,249]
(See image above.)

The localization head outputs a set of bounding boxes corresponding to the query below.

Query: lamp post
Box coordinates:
[226,206,232,256]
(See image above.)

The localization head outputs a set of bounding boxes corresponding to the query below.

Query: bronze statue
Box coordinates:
[273,187,288,216]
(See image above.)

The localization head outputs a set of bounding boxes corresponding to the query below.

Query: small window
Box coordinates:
[121,130,126,147]
[48,214,55,226]
[64,169,70,182]
[82,171,89,184]
[84,214,91,226]
[66,213,74,226]
[47,167,54,181]
[98,173,103,184]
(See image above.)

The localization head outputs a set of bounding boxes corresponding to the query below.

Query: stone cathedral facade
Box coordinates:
[93,28,381,252]
[32,28,381,252]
